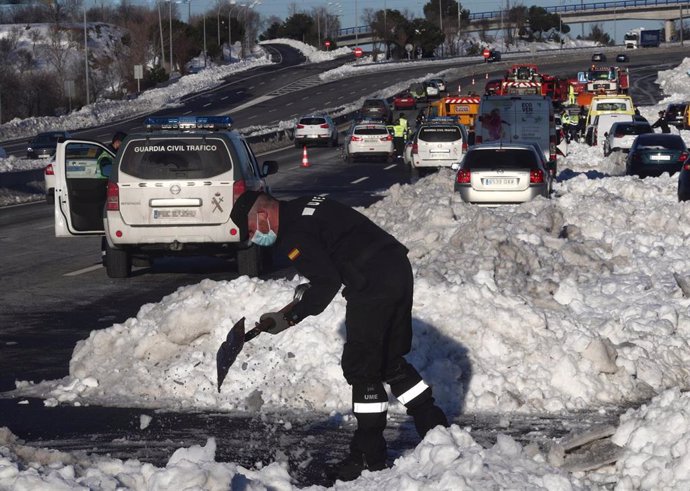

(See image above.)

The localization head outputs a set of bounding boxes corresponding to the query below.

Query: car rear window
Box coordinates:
[300,117,326,125]
[418,126,462,142]
[636,135,686,150]
[120,137,232,179]
[363,100,385,109]
[615,124,652,135]
[354,127,388,135]
[464,149,537,169]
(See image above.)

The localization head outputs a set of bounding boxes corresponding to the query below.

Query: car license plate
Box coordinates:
[484,178,517,186]
[309,135,319,138]
[152,208,197,219]
[650,154,671,161]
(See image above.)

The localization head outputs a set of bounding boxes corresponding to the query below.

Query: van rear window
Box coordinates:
[593,102,628,111]
[419,127,462,142]
[464,149,536,169]
[120,137,232,179]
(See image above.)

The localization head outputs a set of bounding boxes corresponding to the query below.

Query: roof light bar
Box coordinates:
[144,116,233,131]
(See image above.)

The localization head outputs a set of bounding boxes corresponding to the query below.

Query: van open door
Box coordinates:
[54,140,114,237]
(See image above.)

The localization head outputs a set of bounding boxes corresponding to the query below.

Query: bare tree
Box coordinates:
[28,28,43,56]
[43,24,74,91]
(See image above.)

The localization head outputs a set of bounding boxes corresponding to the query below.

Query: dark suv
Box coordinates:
[664,103,688,128]
[360,98,393,124]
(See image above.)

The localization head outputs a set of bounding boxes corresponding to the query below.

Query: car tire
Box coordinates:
[105,244,132,278]
[237,244,261,277]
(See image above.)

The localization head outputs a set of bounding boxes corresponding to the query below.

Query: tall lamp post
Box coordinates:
[83,7,89,105]
[169,0,173,72]
[228,0,237,61]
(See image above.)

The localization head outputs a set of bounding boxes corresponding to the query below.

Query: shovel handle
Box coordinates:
[245,299,299,342]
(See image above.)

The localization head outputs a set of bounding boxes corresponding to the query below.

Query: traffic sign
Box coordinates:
[482,48,490,58]
[325,40,331,48]
[354,47,363,58]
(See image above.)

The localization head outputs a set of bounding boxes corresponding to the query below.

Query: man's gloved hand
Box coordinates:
[259,310,300,335]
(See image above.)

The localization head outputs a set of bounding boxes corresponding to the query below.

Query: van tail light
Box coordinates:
[530,169,544,184]
[412,143,418,155]
[320,123,330,128]
[678,152,688,162]
[456,168,471,184]
[350,135,363,142]
[475,135,483,144]
[462,141,468,152]
[296,124,305,129]
[233,179,246,203]
[381,135,393,142]
[45,163,54,175]
[106,182,120,211]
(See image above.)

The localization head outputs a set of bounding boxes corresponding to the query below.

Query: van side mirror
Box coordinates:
[261,160,278,177]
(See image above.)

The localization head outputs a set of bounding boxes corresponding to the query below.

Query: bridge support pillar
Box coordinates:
[665,19,676,42]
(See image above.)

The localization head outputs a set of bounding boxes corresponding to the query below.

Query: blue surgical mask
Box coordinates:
[251,216,277,247]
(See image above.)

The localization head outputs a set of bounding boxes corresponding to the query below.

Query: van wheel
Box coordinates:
[105,244,132,278]
[237,244,261,277]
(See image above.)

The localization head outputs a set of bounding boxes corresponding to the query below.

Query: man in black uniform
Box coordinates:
[230,191,448,481]
[652,110,671,134]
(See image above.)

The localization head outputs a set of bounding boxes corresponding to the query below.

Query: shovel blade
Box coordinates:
[216,317,245,392]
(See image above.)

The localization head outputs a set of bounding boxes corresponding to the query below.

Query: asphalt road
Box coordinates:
[0,44,682,486]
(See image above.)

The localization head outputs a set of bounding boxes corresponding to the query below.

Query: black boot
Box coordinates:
[328,429,387,482]
[409,399,449,438]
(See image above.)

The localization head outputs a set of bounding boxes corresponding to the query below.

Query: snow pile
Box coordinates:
[260,38,352,63]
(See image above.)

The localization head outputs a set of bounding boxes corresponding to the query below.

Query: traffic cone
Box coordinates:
[471,78,475,85]
[457,84,461,94]
[301,146,310,168]
[485,72,489,79]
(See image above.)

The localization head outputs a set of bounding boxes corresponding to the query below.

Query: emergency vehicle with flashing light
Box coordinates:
[52,115,278,278]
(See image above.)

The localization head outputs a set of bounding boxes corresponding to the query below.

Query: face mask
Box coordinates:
[251,216,277,247]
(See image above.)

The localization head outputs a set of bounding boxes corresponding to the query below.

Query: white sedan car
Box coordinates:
[344,121,394,163]
[603,121,653,156]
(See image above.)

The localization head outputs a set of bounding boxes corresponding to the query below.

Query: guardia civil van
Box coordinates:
[53,116,278,278]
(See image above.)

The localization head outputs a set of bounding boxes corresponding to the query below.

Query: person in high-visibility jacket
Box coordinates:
[392,118,406,158]
[567,84,576,105]
[398,113,409,138]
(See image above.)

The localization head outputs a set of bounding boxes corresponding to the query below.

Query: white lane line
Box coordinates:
[302,96,309,100]
[247,114,257,120]
[203,102,212,107]
[384,164,397,170]
[286,102,293,106]
[221,96,229,101]
[183,110,192,115]
[64,264,102,277]
[351,176,369,184]
[37,224,54,230]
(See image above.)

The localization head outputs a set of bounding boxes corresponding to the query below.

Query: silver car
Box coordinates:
[294,114,339,148]
[344,121,394,163]
[454,143,553,205]
[603,121,653,156]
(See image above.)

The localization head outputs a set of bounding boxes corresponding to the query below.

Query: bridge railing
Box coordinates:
[338,0,688,35]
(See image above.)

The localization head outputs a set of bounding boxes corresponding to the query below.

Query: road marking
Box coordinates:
[247,114,257,119]
[351,176,369,184]
[384,164,397,170]
[37,224,54,230]
[183,110,192,115]
[337,96,344,100]
[64,264,102,277]
[302,96,309,100]
[249,86,255,90]
[203,102,212,107]
[221,96,229,100]
[286,102,293,106]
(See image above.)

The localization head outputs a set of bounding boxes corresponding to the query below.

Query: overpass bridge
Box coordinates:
[337,0,690,47]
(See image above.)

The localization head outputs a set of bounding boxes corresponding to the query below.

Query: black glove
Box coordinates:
[259,310,299,335]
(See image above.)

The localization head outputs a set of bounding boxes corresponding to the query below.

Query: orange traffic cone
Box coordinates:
[301,146,310,168]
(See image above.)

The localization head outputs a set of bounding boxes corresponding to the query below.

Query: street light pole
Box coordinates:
[83,7,89,105]
[439,0,443,57]
[355,0,358,47]
[169,0,173,73]
[228,1,237,61]
[158,1,165,68]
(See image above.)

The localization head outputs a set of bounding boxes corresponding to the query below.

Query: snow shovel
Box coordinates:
[216,284,310,392]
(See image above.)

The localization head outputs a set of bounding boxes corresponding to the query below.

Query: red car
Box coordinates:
[393,92,417,110]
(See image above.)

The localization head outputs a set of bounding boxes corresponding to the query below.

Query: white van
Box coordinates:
[591,113,633,147]
[475,95,557,164]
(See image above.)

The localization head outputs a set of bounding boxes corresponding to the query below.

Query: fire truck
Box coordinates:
[505,64,541,82]
[574,65,630,107]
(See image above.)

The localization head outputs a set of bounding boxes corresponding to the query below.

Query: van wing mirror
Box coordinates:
[261,160,278,177]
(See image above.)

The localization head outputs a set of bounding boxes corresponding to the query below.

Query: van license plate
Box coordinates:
[152,209,198,219]
[484,178,517,186]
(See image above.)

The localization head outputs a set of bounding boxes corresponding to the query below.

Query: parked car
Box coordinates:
[409,118,469,176]
[591,52,607,62]
[453,143,553,205]
[53,115,278,278]
[424,80,441,99]
[663,103,688,128]
[392,91,417,110]
[27,131,71,159]
[616,53,629,63]
[344,120,394,163]
[603,121,653,156]
[360,98,393,124]
[426,78,447,93]
[293,114,339,148]
[625,133,688,178]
